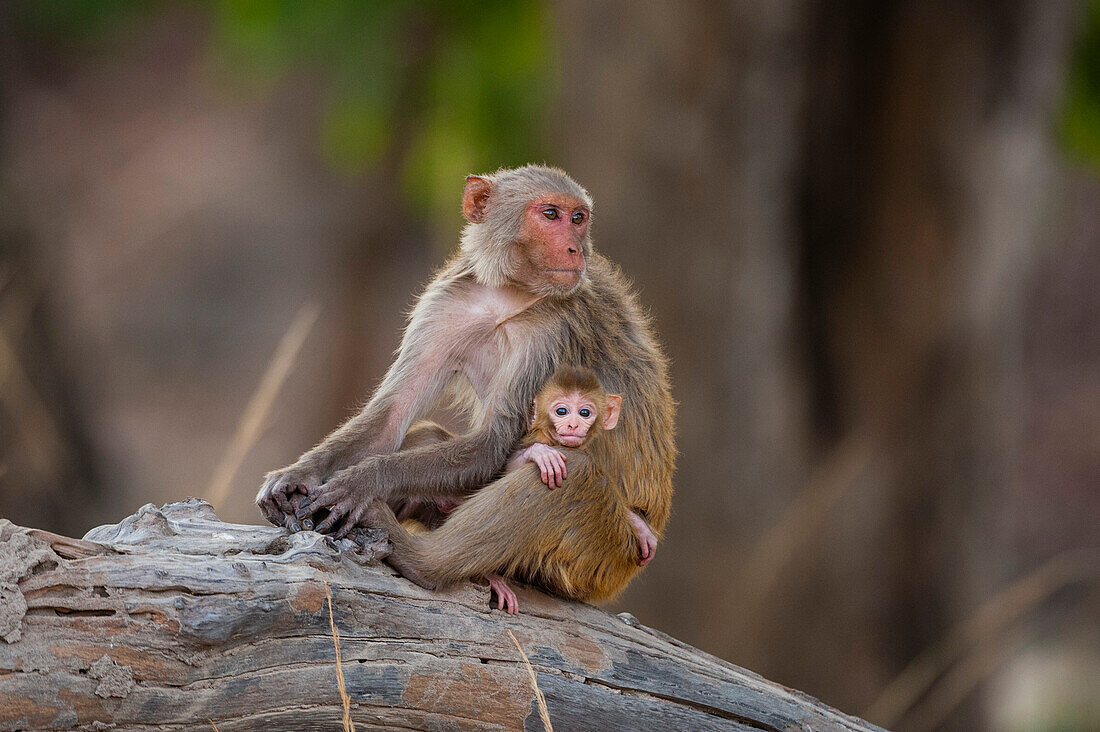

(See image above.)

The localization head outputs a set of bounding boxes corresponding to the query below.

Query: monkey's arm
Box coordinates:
[304,412,526,536]
[256,302,458,527]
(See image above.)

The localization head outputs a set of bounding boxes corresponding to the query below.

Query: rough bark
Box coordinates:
[0,499,880,732]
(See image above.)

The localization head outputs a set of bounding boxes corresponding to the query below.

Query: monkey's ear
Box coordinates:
[462,175,493,223]
[603,394,622,430]
[528,400,538,429]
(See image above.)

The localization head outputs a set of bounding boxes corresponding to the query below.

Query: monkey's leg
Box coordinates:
[361,500,448,591]
[399,420,455,450]
[392,420,461,529]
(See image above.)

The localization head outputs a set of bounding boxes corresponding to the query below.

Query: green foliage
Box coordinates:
[209,0,556,216]
[401,1,554,220]
[13,0,555,216]
[1063,0,1100,169]
[11,0,153,49]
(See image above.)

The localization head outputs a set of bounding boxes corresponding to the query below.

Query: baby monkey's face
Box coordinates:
[546,390,600,447]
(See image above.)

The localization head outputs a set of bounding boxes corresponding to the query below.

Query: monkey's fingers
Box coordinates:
[294,499,314,520]
[487,574,519,615]
[283,495,311,532]
[258,472,307,527]
[295,484,337,519]
[552,454,566,486]
[333,505,366,540]
[535,458,552,487]
[313,503,348,534]
[637,536,657,566]
[256,498,283,526]
[272,490,296,517]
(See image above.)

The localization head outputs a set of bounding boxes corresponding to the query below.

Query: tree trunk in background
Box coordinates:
[553,0,815,695]
[555,0,1076,726]
[0,17,106,536]
[801,2,1075,727]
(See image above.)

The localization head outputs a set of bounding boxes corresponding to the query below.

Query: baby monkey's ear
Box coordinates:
[603,394,622,430]
[528,400,538,429]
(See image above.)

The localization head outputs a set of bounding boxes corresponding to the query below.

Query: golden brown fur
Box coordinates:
[366,440,640,602]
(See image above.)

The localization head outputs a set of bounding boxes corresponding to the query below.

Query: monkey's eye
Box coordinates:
[555,407,568,416]
[543,208,559,220]
[571,211,585,225]
[579,408,592,418]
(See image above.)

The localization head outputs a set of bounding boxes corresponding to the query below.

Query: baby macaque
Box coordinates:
[480,366,656,612]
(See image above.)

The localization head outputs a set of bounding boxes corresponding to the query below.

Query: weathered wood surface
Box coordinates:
[0,499,883,731]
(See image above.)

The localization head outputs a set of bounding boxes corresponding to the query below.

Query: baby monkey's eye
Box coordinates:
[555,407,568,416]
[579,408,591,418]
[543,208,559,220]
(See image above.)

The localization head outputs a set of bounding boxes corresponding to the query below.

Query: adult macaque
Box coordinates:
[258,165,675,602]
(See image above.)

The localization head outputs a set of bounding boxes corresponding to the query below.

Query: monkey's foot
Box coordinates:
[486,573,518,615]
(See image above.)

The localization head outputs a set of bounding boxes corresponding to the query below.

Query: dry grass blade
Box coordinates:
[206,303,321,508]
[208,721,219,731]
[0,326,67,473]
[903,633,1016,732]
[508,630,553,732]
[864,547,1100,727]
[323,578,355,732]
[740,434,870,597]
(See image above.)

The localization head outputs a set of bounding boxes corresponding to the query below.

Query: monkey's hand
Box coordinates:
[486,573,519,615]
[296,461,376,538]
[627,510,658,566]
[257,463,322,530]
[522,443,567,488]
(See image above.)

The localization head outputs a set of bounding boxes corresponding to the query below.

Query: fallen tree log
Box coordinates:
[0,499,882,731]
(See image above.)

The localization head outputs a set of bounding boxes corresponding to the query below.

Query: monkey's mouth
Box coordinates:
[557,434,585,447]
[546,268,585,290]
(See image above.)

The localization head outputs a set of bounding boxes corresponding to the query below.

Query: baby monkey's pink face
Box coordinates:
[546,390,600,447]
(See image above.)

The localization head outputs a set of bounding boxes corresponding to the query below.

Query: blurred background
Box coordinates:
[1,1,1098,729]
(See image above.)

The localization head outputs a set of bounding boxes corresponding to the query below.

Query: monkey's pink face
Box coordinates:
[547,391,600,447]
[519,196,590,291]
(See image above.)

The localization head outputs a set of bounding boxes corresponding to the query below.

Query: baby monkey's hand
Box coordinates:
[522,443,568,488]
